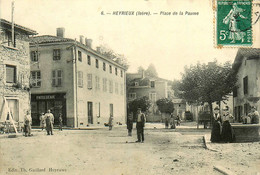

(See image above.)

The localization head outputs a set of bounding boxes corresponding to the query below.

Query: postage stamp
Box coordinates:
[216,0,252,46]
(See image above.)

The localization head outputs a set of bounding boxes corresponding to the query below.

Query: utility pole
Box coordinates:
[11,1,15,46]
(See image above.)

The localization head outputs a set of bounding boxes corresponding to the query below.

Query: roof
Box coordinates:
[29,35,126,70]
[127,74,172,87]
[0,18,37,35]
[29,35,74,44]
[233,48,260,72]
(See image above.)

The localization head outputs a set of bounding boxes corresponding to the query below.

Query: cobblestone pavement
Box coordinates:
[0,124,259,175]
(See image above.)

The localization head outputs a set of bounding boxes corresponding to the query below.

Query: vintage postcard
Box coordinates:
[0,0,260,175]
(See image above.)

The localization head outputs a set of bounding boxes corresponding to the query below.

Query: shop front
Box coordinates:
[31,93,66,126]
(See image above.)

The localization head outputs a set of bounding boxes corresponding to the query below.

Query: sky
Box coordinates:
[0,0,239,80]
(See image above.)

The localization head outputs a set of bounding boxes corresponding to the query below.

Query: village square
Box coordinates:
[0,0,260,174]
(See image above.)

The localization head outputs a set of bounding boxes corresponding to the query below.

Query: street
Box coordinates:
[0,123,260,175]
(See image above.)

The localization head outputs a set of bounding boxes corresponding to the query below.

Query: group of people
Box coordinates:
[211,105,260,143]
[242,106,259,124]
[165,114,181,129]
[211,106,235,143]
[24,109,63,137]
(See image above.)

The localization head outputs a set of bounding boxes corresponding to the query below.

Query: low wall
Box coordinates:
[231,123,260,142]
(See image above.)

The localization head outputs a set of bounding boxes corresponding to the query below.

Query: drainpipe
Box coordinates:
[72,45,78,128]
[124,70,127,124]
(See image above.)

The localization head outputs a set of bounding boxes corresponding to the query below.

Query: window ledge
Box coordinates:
[2,45,19,51]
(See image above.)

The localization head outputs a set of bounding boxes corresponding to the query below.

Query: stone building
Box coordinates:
[232,48,260,122]
[0,19,37,126]
[127,71,185,122]
[29,28,127,127]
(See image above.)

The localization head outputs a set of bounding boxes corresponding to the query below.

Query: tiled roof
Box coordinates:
[0,18,37,35]
[29,35,74,44]
[233,48,260,72]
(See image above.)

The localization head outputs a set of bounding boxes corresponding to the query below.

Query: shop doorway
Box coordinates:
[31,93,66,126]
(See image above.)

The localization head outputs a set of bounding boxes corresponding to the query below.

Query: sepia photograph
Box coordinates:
[0,0,260,174]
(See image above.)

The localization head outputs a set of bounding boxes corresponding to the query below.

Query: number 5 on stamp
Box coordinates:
[216,0,252,46]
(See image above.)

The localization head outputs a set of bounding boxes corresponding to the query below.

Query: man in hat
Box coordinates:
[24,110,32,137]
[210,106,222,142]
[250,106,259,124]
[136,108,146,143]
[45,109,54,135]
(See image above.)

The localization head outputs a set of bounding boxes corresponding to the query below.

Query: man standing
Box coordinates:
[24,110,32,137]
[45,109,54,135]
[136,108,146,143]
[108,114,113,130]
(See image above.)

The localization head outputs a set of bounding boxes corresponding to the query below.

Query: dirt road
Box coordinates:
[0,125,259,175]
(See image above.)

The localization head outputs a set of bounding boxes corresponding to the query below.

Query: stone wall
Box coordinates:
[0,31,31,124]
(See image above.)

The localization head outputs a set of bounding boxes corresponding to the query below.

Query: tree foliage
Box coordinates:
[156,98,174,114]
[173,60,237,104]
[173,60,237,123]
[145,64,158,77]
[98,44,129,70]
[137,66,145,74]
[128,96,151,116]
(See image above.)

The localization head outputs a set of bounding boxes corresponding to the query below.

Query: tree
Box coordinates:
[173,60,237,125]
[137,66,145,74]
[128,96,151,121]
[98,44,129,70]
[156,98,174,114]
[145,64,158,77]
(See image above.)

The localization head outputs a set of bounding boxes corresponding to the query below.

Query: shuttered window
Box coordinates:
[87,74,92,89]
[78,71,83,87]
[243,76,248,95]
[6,65,16,83]
[53,49,61,60]
[52,70,62,87]
[31,71,41,87]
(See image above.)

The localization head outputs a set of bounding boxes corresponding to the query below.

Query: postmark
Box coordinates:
[216,0,252,46]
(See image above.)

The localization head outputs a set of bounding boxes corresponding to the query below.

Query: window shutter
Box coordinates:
[52,70,56,86]
[57,70,62,86]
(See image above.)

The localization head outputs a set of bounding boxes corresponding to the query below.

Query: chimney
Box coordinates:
[79,35,84,44]
[86,39,93,48]
[142,70,145,79]
[96,47,101,53]
[56,27,65,38]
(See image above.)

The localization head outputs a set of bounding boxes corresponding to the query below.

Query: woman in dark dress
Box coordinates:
[127,113,133,136]
[221,106,234,143]
[210,106,222,143]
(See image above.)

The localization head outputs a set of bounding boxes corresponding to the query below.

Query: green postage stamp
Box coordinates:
[216,0,252,46]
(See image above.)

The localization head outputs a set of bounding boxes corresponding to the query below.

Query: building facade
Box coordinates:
[126,72,184,122]
[30,28,126,127]
[0,19,37,126]
[233,48,260,122]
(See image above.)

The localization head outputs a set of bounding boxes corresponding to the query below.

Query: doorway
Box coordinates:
[6,99,19,122]
[109,103,113,118]
[88,102,93,124]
